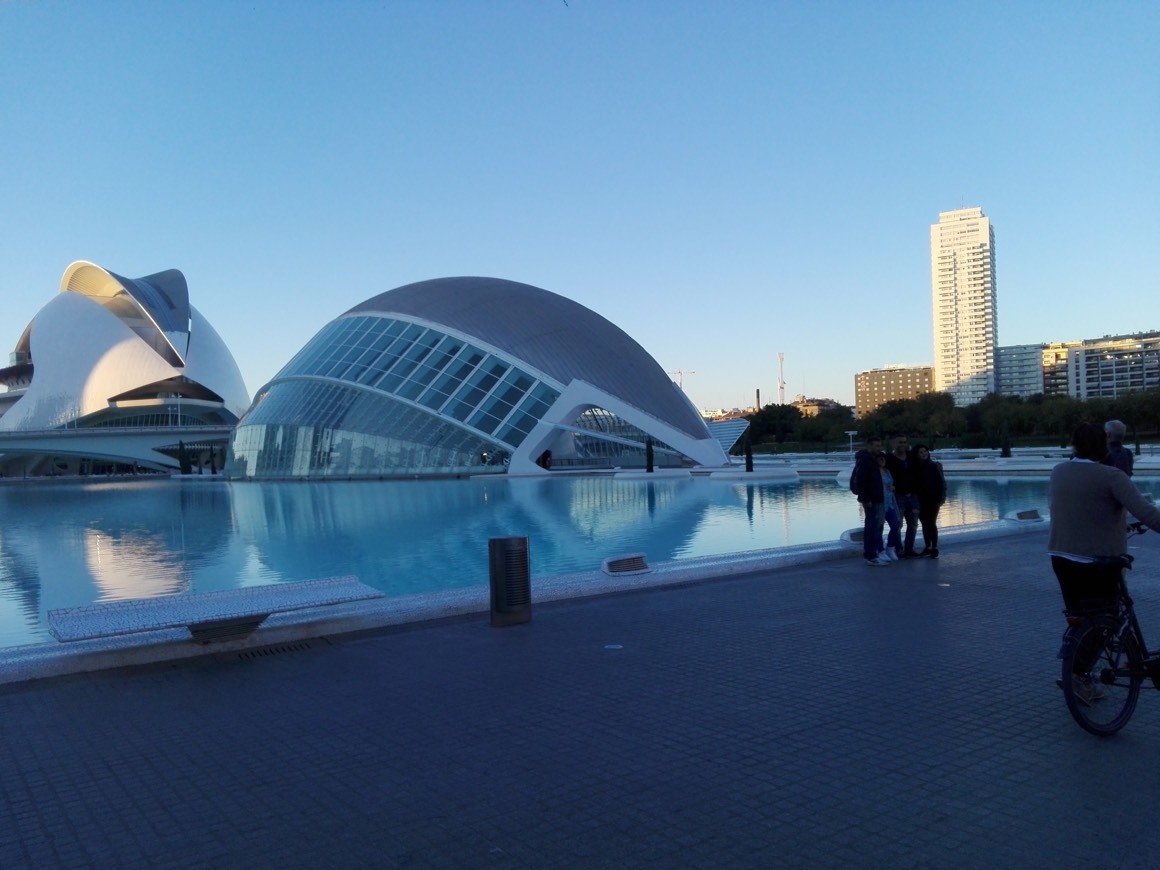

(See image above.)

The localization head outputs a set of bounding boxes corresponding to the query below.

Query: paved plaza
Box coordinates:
[3,528,1160,868]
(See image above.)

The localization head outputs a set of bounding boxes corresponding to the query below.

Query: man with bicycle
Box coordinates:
[1049,423,1160,615]
[1052,423,1160,727]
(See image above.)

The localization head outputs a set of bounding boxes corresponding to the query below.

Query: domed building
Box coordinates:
[227,277,728,479]
[0,261,249,475]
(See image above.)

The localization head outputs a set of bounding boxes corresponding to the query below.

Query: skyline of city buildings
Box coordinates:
[844,207,1160,418]
[851,329,1160,417]
[930,207,998,406]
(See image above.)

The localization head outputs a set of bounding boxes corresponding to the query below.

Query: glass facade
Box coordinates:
[228,315,563,478]
[88,411,227,428]
[227,313,698,479]
[229,384,511,478]
[570,408,685,468]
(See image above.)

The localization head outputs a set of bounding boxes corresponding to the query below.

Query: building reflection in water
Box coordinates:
[3,474,1151,649]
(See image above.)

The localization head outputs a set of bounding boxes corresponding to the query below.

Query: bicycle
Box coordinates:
[1059,523,1160,736]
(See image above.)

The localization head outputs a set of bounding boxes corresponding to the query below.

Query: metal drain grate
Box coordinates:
[233,640,319,660]
[602,553,650,576]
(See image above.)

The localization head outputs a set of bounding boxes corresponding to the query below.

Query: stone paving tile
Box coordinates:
[3,528,1160,867]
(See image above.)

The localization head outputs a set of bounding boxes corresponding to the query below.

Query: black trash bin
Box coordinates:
[489,536,531,626]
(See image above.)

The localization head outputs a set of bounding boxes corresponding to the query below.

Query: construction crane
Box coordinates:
[668,370,695,389]
[778,353,786,405]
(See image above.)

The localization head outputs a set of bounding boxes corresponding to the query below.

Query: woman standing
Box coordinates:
[878,452,901,561]
[912,444,946,558]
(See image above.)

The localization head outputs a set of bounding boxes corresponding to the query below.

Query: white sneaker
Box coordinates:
[865,557,889,567]
[882,550,899,562]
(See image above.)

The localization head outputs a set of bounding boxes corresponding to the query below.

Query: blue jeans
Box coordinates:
[861,501,884,560]
[885,507,902,551]
[896,493,920,553]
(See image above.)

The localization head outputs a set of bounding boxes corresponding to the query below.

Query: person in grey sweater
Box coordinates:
[1049,423,1160,614]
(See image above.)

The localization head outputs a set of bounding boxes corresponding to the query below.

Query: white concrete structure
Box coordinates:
[0,261,249,473]
[931,208,998,406]
[228,277,731,479]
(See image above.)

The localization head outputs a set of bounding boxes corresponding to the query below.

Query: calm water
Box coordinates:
[2,474,1152,649]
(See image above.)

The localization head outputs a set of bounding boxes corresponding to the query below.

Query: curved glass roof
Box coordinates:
[346,277,707,439]
[272,315,561,450]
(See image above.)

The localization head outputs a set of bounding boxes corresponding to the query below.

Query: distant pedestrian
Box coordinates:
[884,434,920,557]
[912,444,946,559]
[1103,419,1134,477]
[852,437,889,566]
[878,452,901,561]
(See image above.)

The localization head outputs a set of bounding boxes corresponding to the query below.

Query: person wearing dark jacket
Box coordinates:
[1103,419,1134,477]
[884,435,920,557]
[852,437,888,566]
[912,444,946,558]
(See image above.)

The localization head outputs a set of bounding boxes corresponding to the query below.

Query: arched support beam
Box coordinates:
[508,379,728,474]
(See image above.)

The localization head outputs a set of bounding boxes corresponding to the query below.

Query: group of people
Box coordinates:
[852,435,947,567]
[852,420,1153,599]
[848,420,1160,707]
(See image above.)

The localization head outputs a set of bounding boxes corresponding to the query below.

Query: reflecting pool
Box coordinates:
[2,475,1152,649]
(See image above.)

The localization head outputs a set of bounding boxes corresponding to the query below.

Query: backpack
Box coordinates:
[848,468,859,495]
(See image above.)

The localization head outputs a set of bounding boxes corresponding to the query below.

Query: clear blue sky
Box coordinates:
[2,1,1157,411]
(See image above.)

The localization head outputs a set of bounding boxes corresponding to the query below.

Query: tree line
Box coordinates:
[742,388,1160,453]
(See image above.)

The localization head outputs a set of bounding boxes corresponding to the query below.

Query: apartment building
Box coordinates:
[1065,333,1160,400]
[996,344,1045,398]
[931,207,998,406]
[854,365,934,417]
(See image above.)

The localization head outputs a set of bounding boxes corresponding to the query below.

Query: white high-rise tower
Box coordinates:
[931,207,998,406]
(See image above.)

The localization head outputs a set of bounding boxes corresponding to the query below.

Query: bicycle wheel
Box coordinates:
[1061,616,1143,736]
